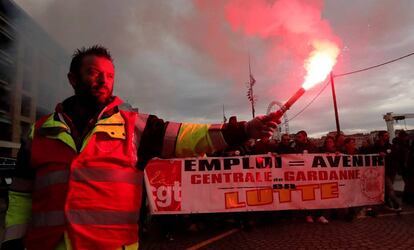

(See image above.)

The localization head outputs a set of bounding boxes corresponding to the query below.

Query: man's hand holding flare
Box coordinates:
[246,114,281,140]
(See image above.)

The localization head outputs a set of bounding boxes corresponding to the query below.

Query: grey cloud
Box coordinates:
[13,0,414,136]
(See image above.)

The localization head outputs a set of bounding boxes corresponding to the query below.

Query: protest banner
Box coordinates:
[144,154,384,214]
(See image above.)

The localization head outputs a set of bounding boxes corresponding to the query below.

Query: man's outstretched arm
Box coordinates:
[137,114,278,168]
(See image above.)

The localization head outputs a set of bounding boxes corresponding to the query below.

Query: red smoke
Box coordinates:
[225,0,341,55]
[180,0,248,80]
[181,0,342,98]
[225,0,341,86]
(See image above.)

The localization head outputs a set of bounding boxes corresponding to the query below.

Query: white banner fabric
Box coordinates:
[144,154,384,214]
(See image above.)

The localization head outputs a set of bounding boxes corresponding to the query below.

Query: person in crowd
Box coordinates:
[335,132,346,153]
[392,131,409,173]
[293,131,328,223]
[372,131,402,211]
[343,137,358,155]
[293,130,318,154]
[276,133,295,154]
[404,135,414,205]
[321,135,341,220]
[305,136,340,224]
[359,138,372,154]
[320,135,337,153]
[341,137,364,221]
[391,131,410,205]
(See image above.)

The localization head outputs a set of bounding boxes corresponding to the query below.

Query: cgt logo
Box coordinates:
[150,181,181,209]
[360,169,383,200]
[146,159,182,212]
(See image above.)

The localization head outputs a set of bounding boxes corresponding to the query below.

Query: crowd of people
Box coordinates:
[253,130,411,211]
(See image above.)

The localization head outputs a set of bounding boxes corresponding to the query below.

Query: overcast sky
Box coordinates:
[13,0,414,137]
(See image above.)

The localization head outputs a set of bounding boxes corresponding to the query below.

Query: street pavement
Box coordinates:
[141,178,413,250]
[141,205,414,250]
[202,211,414,250]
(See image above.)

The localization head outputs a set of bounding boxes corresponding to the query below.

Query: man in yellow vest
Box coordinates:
[1,45,278,250]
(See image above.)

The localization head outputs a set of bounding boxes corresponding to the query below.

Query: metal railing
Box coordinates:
[0,157,15,177]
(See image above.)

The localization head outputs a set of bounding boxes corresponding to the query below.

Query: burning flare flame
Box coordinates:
[302,40,340,90]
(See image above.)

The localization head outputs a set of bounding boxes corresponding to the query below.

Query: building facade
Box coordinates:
[0,0,69,157]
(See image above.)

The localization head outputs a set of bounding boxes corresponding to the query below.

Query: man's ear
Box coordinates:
[67,72,77,89]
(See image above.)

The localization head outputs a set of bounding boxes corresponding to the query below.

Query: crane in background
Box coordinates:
[383,112,414,140]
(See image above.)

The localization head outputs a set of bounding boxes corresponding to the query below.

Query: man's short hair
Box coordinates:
[69,45,113,75]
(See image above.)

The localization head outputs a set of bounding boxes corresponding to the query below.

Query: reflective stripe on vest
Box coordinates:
[35,170,69,190]
[33,211,65,227]
[161,122,181,158]
[208,124,227,150]
[3,223,28,241]
[68,210,139,225]
[33,210,139,227]
[34,168,142,190]
[72,168,142,185]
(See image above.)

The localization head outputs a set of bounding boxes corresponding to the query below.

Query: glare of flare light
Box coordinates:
[302,40,340,90]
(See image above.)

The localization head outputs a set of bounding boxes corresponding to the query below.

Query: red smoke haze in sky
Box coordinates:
[185,0,342,97]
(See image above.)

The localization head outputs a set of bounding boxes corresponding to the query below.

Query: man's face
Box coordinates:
[70,55,115,105]
[281,135,290,145]
[345,140,356,152]
[295,133,306,144]
[325,138,335,151]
